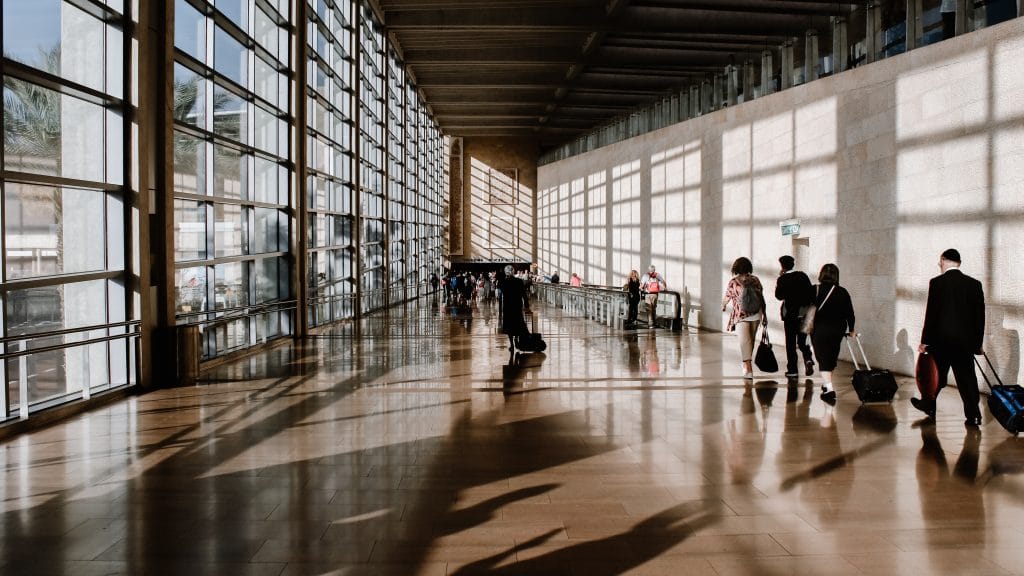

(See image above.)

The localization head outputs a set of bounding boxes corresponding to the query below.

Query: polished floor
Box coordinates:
[2,296,1023,576]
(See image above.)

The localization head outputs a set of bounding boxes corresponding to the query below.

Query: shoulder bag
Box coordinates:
[800,285,835,335]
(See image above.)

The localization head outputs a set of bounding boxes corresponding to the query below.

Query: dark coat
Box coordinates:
[812,282,855,336]
[500,276,529,335]
[921,269,985,354]
[775,270,814,321]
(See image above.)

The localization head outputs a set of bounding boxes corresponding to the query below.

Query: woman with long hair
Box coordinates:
[809,263,856,402]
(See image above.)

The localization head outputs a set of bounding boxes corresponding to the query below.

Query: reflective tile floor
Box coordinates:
[2,296,1024,575]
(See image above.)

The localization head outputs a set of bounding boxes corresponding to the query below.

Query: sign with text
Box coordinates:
[780,219,801,236]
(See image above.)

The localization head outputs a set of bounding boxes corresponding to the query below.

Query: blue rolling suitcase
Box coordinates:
[977,353,1024,435]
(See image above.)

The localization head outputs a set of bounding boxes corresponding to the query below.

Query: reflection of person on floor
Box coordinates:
[726,383,767,486]
[624,333,641,373]
[916,424,984,573]
[641,332,660,376]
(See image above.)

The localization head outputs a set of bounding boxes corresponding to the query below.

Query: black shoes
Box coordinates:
[910,397,936,418]
[819,387,836,404]
[964,416,982,428]
[805,360,815,376]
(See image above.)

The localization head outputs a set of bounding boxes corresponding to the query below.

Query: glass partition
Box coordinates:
[171,0,294,358]
[2,0,136,418]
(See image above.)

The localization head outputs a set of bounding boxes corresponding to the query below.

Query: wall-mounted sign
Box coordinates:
[780,219,801,236]
[452,257,530,264]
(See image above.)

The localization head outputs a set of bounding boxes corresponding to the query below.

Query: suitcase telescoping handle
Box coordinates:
[844,334,871,371]
[973,351,1005,391]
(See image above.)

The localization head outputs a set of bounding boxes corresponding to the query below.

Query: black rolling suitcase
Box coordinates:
[516,314,547,353]
[976,352,1023,435]
[846,335,898,403]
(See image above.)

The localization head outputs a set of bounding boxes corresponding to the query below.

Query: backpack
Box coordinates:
[739,278,763,316]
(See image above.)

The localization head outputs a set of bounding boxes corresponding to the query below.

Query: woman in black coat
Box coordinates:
[623,269,641,328]
[809,263,856,402]
[499,265,530,351]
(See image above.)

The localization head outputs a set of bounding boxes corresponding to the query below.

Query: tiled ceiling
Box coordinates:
[373,0,859,149]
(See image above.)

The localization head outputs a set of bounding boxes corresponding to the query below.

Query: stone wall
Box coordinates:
[538,17,1024,378]
[451,137,538,264]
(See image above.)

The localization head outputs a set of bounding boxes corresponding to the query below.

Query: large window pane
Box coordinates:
[214,26,246,86]
[214,203,245,257]
[253,157,281,204]
[4,0,112,94]
[174,64,206,127]
[5,184,106,279]
[173,131,206,195]
[174,0,206,62]
[255,256,281,303]
[4,78,108,183]
[174,199,207,261]
[6,279,107,337]
[254,208,285,254]
[214,262,249,309]
[213,84,246,142]
[213,144,245,199]
[217,0,248,30]
[3,0,60,75]
[175,266,208,315]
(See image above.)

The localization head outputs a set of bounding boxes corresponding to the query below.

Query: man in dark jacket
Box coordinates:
[912,249,986,426]
[775,255,815,378]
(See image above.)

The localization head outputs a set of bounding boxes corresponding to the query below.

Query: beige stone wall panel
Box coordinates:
[538,17,1024,378]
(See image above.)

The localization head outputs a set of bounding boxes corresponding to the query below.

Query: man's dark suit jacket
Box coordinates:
[775,270,814,321]
[921,268,985,354]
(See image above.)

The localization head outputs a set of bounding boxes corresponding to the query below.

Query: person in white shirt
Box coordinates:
[640,265,666,329]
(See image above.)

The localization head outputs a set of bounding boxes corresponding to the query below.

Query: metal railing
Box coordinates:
[0,320,142,420]
[534,283,691,331]
[176,299,297,361]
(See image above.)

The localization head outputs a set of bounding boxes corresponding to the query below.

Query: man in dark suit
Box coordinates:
[775,255,815,379]
[912,249,986,427]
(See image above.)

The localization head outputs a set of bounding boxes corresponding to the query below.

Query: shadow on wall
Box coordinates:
[536,18,1024,379]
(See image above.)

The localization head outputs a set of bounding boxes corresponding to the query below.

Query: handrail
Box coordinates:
[534,283,689,331]
[176,299,298,328]
[0,324,141,361]
[0,319,142,344]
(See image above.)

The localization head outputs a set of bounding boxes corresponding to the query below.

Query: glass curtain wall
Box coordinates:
[386,48,407,305]
[171,0,294,358]
[306,0,356,326]
[418,108,444,288]
[357,3,387,314]
[1,0,136,418]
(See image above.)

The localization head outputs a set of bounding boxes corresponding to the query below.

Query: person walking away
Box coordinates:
[722,257,764,379]
[499,265,530,351]
[808,263,856,403]
[911,249,985,427]
[775,255,816,379]
[624,270,641,329]
[640,265,666,328]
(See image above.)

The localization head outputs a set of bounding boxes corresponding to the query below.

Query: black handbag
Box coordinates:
[754,321,779,373]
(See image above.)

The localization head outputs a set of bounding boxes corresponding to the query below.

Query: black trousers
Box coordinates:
[783,317,813,374]
[933,348,981,420]
[627,296,640,324]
